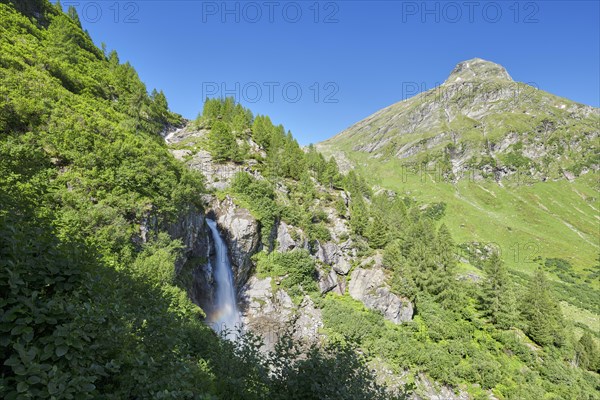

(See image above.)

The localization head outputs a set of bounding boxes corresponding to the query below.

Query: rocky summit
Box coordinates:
[444,58,513,83]
[319,58,599,183]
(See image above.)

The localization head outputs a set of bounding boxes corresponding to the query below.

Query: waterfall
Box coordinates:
[206,218,242,339]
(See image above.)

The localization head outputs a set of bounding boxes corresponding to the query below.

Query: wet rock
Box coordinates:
[212,195,261,290]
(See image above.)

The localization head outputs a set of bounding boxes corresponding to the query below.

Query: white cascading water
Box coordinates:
[206,219,242,339]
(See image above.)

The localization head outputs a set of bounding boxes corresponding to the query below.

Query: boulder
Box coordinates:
[318,268,338,294]
[316,241,352,275]
[276,221,308,252]
[349,267,413,324]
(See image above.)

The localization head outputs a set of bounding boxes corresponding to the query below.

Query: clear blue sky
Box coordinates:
[65,1,599,144]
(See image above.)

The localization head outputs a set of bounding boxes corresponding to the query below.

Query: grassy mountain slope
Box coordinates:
[318,59,599,290]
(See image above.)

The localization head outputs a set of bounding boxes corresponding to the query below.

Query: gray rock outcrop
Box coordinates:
[349,267,413,324]
[316,240,352,275]
[318,268,345,295]
[276,221,308,252]
[212,195,261,291]
[241,276,324,351]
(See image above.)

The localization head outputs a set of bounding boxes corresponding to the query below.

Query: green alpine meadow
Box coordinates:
[1,1,598,399]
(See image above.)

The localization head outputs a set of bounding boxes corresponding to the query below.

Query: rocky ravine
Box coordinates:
[164,125,415,332]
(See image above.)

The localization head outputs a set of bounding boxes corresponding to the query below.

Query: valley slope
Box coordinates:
[319,58,599,291]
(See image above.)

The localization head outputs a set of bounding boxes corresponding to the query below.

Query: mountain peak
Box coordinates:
[444,58,512,84]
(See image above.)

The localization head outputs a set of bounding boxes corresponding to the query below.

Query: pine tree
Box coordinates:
[520,268,565,347]
[432,224,459,305]
[232,113,249,137]
[384,239,417,299]
[201,97,222,126]
[323,157,342,189]
[221,96,236,122]
[365,212,388,249]
[265,125,285,178]
[252,115,274,150]
[335,196,347,218]
[481,252,517,329]
[67,5,82,27]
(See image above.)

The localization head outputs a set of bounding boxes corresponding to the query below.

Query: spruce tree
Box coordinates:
[520,268,565,347]
[67,5,82,27]
[201,97,222,125]
[365,212,388,249]
[252,115,274,150]
[324,157,342,189]
[481,252,517,328]
[349,195,369,236]
[432,224,459,305]
[208,120,237,163]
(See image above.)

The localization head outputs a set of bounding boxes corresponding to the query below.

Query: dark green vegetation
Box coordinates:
[335,193,597,399]
[0,1,392,398]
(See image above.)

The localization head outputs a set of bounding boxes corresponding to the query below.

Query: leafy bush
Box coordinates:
[255,250,318,298]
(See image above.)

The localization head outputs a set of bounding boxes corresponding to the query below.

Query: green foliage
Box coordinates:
[198,96,252,130]
[384,218,458,305]
[577,332,600,372]
[349,195,369,236]
[422,201,447,220]
[520,269,567,347]
[208,119,240,162]
[3,3,598,398]
[230,172,279,245]
[0,3,405,398]
[481,252,518,329]
[255,250,318,298]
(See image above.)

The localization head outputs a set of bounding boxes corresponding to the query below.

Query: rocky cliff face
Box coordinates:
[348,256,413,324]
[163,124,419,391]
[210,195,261,292]
[138,205,216,313]
[240,276,324,350]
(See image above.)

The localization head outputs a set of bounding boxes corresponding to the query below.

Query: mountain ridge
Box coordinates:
[320,58,599,183]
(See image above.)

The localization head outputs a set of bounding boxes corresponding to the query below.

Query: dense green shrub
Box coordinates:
[255,249,318,298]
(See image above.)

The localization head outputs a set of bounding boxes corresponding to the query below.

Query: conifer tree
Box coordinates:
[208,120,238,163]
[366,211,388,249]
[323,157,342,188]
[577,332,599,372]
[67,5,81,27]
[201,97,222,125]
[252,115,274,150]
[481,252,518,328]
[431,224,458,304]
[520,268,565,347]
[349,195,369,236]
